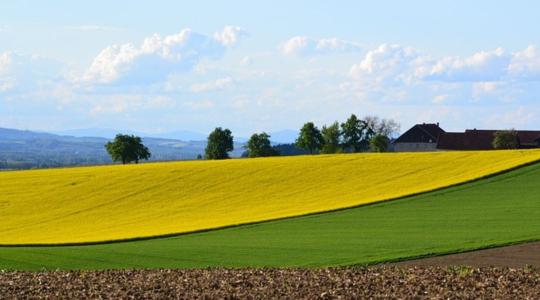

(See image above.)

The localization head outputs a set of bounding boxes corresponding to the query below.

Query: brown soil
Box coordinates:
[2,267,540,299]
[394,241,540,268]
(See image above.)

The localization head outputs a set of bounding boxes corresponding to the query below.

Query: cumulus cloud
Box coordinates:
[473,81,500,93]
[183,99,214,110]
[349,44,425,85]
[240,56,252,66]
[82,26,245,85]
[425,48,510,81]
[0,52,14,91]
[191,77,234,93]
[0,52,65,93]
[281,36,362,56]
[508,45,540,79]
[349,44,540,86]
[432,94,450,104]
[213,25,247,47]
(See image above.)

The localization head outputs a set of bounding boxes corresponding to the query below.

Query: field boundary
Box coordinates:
[362,237,540,267]
[2,157,540,248]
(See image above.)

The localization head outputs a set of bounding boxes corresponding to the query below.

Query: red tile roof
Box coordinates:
[437,130,540,150]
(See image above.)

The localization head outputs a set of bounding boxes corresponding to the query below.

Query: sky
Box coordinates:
[1,0,540,136]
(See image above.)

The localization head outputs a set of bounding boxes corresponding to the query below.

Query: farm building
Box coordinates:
[392,123,445,152]
[394,124,540,151]
[437,129,540,150]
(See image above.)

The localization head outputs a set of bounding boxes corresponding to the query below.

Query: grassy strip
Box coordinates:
[2,162,540,270]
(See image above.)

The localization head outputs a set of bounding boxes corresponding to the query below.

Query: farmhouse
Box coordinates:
[394,124,540,151]
[392,123,445,152]
[438,130,540,150]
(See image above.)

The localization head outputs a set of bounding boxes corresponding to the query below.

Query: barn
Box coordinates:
[392,123,445,152]
[393,123,540,152]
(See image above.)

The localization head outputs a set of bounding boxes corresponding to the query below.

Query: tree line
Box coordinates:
[104,114,400,164]
[295,114,399,154]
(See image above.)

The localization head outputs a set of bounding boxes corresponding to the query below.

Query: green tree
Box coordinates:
[296,122,323,154]
[321,121,341,154]
[205,127,234,159]
[492,130,519,149]
[370,134,390,152]
[105,134,151,164]
[247,132,278,157]
[341,114,366,152]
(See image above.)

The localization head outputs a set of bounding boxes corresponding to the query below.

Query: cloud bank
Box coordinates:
[81,26,246,85]
[349,44,540,85]
[281,36,362,56]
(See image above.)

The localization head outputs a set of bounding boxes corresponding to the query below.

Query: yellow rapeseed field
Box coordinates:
[1,150,540,245]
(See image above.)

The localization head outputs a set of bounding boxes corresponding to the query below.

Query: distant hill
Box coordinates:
[53,128,146,139]
[54,128,209,141]
[0,127,245,169]
[151,130,208,141]
[53,128,298,144]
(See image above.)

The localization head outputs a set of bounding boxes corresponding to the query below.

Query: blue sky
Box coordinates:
[1,0,540,136]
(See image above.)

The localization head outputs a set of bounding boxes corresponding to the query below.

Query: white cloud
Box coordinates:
[508,45,540,79]
[473,81,499,93]
[349,44,424,86]
[349,44,540,87]
[90,102,128,115]
[191,77,234,93]
[0,53,13,91]
[432,94,450,104]
[425,48,510,81]
[213,25,247,47]
[183,99,214,110]
[484,106,538,128]
[81,26,244,85]
[0,52,65,93]
[240,56,252,66]
[281,36,362,56]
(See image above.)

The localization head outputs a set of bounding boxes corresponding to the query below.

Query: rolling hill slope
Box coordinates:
[1,161,540,270]
[1,150,540,245]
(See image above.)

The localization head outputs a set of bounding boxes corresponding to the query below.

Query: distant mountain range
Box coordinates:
[53,128,209,142]
[52,128,299,144]
[0,127,299,170]
[0,127,242,169]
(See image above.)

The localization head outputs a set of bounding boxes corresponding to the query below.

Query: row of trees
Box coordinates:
[104,114,399,163]
[204,114,399,160]
[296,114,400,154]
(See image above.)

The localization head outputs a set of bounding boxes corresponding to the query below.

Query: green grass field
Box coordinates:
[1,162,540,270]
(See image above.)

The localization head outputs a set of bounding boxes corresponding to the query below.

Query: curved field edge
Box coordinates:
[361,238,540,267]
[2,156,540,248]
[2,150,540,245]
[1,162,540,270]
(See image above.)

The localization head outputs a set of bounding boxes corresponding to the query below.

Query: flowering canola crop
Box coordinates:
[1,150,540,245]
